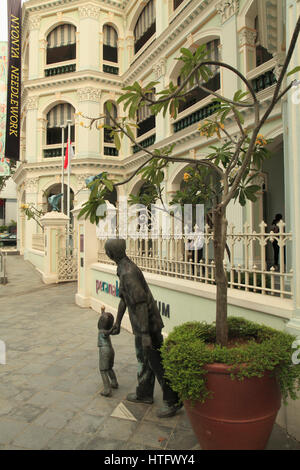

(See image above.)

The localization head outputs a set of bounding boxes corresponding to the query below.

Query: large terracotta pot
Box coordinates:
[184,363,281,450]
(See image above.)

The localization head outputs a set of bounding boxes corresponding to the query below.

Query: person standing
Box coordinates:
[271,213,283,270]
[105,238,182,418]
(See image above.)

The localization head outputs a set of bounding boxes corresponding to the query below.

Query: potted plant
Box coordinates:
[160,317,300,449]
[78,15,300,449]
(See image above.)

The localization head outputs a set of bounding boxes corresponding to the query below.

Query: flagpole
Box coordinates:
[67,120,72,251]
[60,125,65,213]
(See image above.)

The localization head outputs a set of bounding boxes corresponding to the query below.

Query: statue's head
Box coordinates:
[104,238,126,263]
[98,309,114,331]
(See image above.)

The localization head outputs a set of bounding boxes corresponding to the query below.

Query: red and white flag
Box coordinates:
[64,139,74,170]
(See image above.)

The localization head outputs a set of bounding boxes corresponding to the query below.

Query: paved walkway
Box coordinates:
[0,256,300,451]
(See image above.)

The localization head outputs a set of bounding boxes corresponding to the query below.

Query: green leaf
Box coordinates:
[114,133,121,151]
[287,66,300,77]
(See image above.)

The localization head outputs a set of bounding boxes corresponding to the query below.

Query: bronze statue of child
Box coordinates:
[97,306,119,397]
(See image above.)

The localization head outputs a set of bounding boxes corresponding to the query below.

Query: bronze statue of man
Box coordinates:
[105,238,182,418]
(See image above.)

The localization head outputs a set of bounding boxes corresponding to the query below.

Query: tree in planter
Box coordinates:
[78,16,300,348]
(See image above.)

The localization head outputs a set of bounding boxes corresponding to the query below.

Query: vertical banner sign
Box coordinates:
[5,0,22,161]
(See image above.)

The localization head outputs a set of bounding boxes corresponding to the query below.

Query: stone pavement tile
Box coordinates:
[0,398,15,417]
[266,424,300,450]
[8,403,47,423]
[26,390,69,407]
[0,383,21,399]
[127,421,173,449]
[83,396,120,417]
[33,409,76,430]
[44,430,91,450]
[11,424,58,450]
[18,363,51,375]
[63,412,106,435]
[80,436,125,451]
[43,364,72,377]
[14,388,37,402]
[95,416,138,442]
[72,377,101,396]
[175,409,194,430]
[0,418,29,445]
[51,391,95,412]
[143,405,181,428]
[21,374,58,390]
[2,445,30,450]
[51,376,82,393]
[166,427,200,450]
[120,441,161,450]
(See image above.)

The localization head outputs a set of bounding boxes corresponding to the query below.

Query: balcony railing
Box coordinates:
[252,69,277,93]
[104,146,119,156]
[45,63,76,77]
[103,64,119,75]
[173,102,220,133]
[43,145,75,158]
[133,134,156,154]
[97,220,293,299]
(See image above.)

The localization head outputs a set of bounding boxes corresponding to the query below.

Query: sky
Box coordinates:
[0,1,28,42]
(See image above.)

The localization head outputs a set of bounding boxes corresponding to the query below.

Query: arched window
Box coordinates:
[44,103,75,158]
[255,16,273,67]
[104,102,118,143]
[177,39,220,113]
[134,0,156,54]
[103,25,118,63]
[136,89,155,137]
[46,24,76,65]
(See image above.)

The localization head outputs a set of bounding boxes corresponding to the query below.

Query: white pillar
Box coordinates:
[76,88,101,158]
[78,5,100,71]
[40,212,69,284]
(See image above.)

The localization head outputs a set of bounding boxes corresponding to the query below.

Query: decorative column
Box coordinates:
[40,212,69,284]
[78,4,100,71]
[76,88,101,158]
[28,16,41,80]
[125,34,134,68]
[25,96,39,163]
[216,0,240,98]
[238,27,257,78]
[37,117,47,163]
[152,57,168,140]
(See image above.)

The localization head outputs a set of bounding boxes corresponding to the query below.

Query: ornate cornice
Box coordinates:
[78,4,101,19]
[239,27,257,48]
[215,0,239,24]
[28,16,41,31]
[25,96,39,111]
[77,87,102,102]
[152,58,167,80]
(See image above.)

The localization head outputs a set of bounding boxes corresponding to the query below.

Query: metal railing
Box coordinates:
[97,220,293,299]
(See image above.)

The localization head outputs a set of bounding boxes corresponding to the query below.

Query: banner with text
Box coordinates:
[5,0,22,161]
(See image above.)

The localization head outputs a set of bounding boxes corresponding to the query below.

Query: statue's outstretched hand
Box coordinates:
[110,323,121,335]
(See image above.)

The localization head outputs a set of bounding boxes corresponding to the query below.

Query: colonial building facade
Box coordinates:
[14,0,300,440]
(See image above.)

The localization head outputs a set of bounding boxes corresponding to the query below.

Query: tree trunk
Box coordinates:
[213,208,228,346]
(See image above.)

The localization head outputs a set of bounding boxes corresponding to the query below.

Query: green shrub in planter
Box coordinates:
[161,317,300,405]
